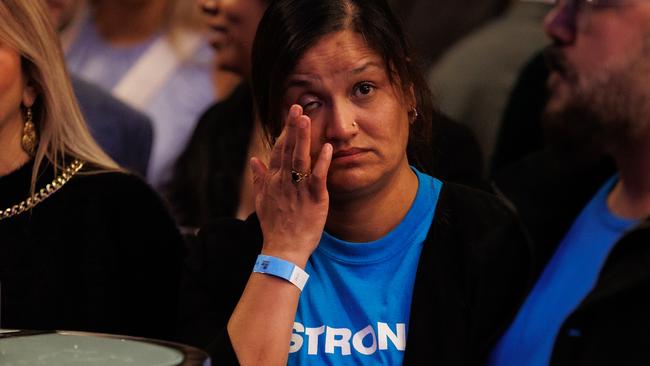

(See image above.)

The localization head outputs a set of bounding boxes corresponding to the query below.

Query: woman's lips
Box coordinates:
[332,148,368,163]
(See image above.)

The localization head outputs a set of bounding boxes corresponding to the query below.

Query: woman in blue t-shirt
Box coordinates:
[180,0,533,364]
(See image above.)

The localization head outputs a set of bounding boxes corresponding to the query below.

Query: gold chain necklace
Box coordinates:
[0,159,84,221]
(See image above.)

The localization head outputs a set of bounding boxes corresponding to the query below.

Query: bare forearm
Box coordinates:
[227,273,301,365]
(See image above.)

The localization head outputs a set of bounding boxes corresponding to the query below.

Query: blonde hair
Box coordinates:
[0,0,119,192]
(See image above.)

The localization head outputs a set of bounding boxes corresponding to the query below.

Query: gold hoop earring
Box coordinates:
[21,107,38,157]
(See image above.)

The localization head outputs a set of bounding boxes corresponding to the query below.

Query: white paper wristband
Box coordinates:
[253,254,310,291]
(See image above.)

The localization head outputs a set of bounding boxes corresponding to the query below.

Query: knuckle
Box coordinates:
[282,147,293,159]
[293,157,308,168]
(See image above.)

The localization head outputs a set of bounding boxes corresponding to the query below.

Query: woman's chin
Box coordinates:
[326,169,374,198]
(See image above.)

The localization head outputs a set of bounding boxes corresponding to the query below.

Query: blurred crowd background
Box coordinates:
[50,0,551,200]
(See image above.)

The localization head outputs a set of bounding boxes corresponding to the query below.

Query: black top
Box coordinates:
[168,82,485,228]
[0,159,184,341]
[551,219,650,366]
[167,83,255,228]
[179,182,533,365]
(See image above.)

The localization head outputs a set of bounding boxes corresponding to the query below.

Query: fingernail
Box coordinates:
[298,116,308,128]
[290,105,301,118]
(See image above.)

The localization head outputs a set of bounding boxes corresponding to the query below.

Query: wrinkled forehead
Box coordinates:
[286,30,389,85]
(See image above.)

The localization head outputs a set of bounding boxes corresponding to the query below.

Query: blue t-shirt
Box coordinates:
[288,169,442,365]
[489,176,640,366]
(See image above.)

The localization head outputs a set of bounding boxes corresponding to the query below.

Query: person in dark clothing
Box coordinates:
[0,0,183,341]
[1,161,184,341]
[179,0,532,364]
[489,1,650,365]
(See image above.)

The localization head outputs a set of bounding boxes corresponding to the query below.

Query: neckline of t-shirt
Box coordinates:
[595,175,640,231]
[315,169,441,265]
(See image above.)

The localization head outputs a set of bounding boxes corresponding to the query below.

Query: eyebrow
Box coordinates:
[286,61,384,89]
[286,78,315,89]
[350,61,382,75]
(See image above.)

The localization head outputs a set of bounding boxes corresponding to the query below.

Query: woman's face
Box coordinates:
[0,43,35,140]
[284,30,414,198]
[200,0,267,77]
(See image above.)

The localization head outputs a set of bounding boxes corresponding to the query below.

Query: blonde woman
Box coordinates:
[0,0,183,341]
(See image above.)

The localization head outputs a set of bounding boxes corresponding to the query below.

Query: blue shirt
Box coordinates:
[489,176,639,366]
[288,169,442,365]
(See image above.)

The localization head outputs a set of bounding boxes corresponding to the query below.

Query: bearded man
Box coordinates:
[490,1,650,365]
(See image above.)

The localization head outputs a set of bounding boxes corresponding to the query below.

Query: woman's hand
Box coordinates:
[228,106,331,364]
[249,104,332,268]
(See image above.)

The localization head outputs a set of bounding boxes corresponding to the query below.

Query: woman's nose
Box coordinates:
[325,101,358,142]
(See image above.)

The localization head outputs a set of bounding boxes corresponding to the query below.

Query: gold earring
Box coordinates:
[21,107,38,157]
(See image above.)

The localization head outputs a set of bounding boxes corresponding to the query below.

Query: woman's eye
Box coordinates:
[353,83,375,97]
[297,94,321,114]
[301,100,320,114]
